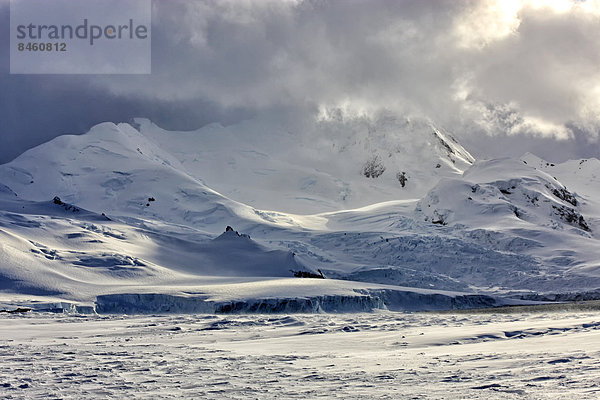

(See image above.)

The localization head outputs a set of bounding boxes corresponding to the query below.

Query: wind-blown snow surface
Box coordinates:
[1,311,600,399]
[0,119,599,311]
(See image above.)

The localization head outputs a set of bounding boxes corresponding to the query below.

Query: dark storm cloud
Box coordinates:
[1,0,599,163]
[0,1,252,163]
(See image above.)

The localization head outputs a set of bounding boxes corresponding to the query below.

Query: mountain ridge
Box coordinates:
[0,118,598,312]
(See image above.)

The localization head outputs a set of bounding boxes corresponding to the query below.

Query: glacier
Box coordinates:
[0,117,598,313]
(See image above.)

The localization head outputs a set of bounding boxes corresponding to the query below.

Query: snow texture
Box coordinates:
[1,311,599,399]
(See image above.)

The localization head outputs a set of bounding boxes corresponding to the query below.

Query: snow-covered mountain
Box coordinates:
[415,156,600,292]
[134,112,474,214]
[0,118,598,313]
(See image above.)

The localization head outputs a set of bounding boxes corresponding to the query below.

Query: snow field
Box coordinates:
[0,311,599,399]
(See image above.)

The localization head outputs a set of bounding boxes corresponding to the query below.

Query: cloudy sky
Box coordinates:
[1,0,599,163]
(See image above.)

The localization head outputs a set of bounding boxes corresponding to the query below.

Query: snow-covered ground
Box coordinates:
[1,310,599,399]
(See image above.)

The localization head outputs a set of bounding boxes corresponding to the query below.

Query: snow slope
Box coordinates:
[134,112,474,214]
[0,122,258,230]
[521,152,600,233]
[0,119,598,312]
[0,188,517,312]
[414,156,600,291]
